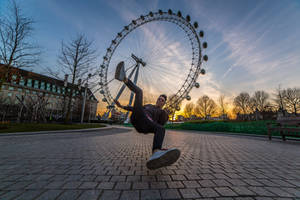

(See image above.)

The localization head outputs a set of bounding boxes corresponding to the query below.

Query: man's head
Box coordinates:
[156,94,167,108]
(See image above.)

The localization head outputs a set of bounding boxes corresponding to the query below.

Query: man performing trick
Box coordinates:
[114,61,180,170]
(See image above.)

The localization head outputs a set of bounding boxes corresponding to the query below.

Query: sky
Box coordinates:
[1,0,300,115]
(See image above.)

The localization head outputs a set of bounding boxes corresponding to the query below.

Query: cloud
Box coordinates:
[188,0,300,95]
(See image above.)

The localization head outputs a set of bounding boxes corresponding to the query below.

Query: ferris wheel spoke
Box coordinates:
[145,31,190,62]
[147,49,190,67]
[145,65,181,88]
[147,63,186,80]
[144,67,179,94]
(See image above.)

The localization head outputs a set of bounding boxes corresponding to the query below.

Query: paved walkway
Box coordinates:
[0,127,299,200]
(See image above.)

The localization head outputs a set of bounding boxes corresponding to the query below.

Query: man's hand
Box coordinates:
[114,99,122,108]
[164,108,172,115]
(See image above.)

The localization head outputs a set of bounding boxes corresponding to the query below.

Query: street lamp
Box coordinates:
[80,74,91,123]
[63,74,68,119]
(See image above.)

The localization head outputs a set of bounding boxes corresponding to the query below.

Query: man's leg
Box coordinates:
[152,124,166,152]
[124,79,143,110]
[115,61,143,111]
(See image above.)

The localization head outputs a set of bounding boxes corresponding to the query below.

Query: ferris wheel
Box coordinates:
[99,9,208,119]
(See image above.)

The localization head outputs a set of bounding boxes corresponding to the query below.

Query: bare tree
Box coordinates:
[218,94,228,116]
[55,34,97,123]
[183,102,194,118]
[195,95,217,119]
[166,94,182,121]
[0,0,40,90]
[233,92,251,115]
[250,90,270,112]
[283,87,300,115]
[273,85,286,113]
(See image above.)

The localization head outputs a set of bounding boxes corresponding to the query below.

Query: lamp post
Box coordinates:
[63,74,68,119]
[80,73,91,123]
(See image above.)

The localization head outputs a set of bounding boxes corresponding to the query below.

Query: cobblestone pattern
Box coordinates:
[0,127,300,199]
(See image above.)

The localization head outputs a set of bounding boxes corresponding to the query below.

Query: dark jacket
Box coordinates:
[123,104,169,126]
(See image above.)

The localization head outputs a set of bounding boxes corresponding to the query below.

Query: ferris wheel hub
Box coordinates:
[131,53,146,67]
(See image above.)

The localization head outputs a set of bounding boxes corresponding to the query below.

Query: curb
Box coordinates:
[168,128,300,142]
[0,126,114,137]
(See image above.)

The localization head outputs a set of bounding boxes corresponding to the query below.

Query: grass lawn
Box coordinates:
[124,120,284,137]
[165,120,281,136]
[0,123,106,133]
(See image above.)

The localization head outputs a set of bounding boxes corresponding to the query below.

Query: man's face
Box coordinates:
[156,95,166,108]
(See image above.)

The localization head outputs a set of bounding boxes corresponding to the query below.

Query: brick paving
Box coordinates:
[0,127,300,199]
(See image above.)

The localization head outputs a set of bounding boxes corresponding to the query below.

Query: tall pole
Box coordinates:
[63,74,68,120]
[80,74,91,123]
[80,83,88,123]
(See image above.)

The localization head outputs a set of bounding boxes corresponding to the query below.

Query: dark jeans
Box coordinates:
[125,79,165,152]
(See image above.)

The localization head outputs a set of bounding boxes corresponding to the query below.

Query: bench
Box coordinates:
[267,116,300,141]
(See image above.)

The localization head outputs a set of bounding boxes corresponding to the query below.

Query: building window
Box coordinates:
[12,75,17,84]
[9,86,14,90]
[40,81,45,90]
[8,92,12,97]
[1,85,5,90]
[18,88,22,92]
[62,88,65,94]
[34,80,39,89]
[46,83,51,91]
[27,79,32,87]
[19,77,25,86]
[52,85,56,93]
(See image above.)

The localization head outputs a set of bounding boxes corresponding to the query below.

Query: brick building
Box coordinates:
[0,64,98,122]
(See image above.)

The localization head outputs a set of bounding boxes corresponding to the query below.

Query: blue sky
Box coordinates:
[1,0,300,112]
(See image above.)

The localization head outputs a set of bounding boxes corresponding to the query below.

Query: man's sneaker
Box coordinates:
[146,148,180,170]
[115,61,126,81]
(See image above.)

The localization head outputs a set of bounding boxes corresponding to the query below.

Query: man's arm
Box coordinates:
[114,99,133,111]
[158,109,170,125]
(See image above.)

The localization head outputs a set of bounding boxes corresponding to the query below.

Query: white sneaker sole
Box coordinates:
[146,148,181,170]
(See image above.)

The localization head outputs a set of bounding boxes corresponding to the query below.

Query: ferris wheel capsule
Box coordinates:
[193,22,198,29]
[100,90,104,94]
[200,69,206,75]
[176,106,181,111]
[186,95,191,101]
[195,82,200,88]
[199,30,204,37]
[186,15,191,22]
[102,98,107,102]
[177,11,182,17]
